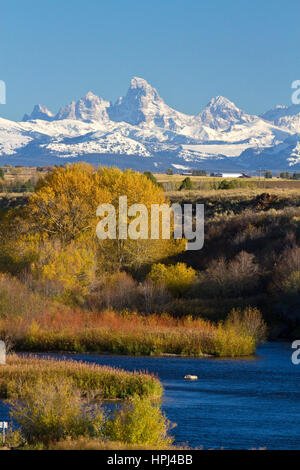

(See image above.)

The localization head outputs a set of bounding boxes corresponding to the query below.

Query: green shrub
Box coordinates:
[212,324,255,357]
[179,177,193,191]
[218,179,238,190]
[225,307,267,344]
[280,172,291,179]
[10,377,103,446]
[282,270,300,294]
[103,396,173,448]
[8,384,174,449]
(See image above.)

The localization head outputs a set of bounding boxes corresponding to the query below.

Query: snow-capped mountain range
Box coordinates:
[1,76,300,171]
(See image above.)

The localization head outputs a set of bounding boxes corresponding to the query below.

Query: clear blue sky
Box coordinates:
[1,0,299,121]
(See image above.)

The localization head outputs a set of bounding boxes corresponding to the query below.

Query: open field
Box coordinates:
[154,173,300,191]
[1,166,300,198]
[1,179,300,213]
[164,188,300,225]
[166,186,300,200]
[0,166,50,182]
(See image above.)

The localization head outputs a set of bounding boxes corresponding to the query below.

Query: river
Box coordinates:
[1,342,299,449]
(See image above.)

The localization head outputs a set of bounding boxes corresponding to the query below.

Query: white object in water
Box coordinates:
[184,374,198,380]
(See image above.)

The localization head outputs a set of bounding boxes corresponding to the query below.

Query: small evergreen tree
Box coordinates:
[143,171,160,187]
[179,177,193,190]
[24,179,35,192]
[280,171,291,179]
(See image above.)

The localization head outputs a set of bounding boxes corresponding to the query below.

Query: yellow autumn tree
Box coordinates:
[95,167,185,273]
[27,163,111,243]
[2,164,185,287]
[30,234,97,304]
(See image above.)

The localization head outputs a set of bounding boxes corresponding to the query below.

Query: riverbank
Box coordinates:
[0,307,261,357]
[0,354,162,400]
[1,343,298,450]
[0,356,172,450]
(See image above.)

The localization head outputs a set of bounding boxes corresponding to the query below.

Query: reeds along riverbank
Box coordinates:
[4,374,172,449]
[0,354,162,400]
[0,309,259,358]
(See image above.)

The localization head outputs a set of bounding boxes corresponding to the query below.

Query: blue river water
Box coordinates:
[0,342,299,449]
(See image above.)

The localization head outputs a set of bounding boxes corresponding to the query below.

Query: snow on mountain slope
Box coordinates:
[178,113,292,162]
[289,140,300,166]
[0,118,33,155]
[261,104,300,121]
[237,134,300,170]
[0,77,299,170]
[21,118,108,138]
[182,142,255,157]
[261,104,300,133]
[275,115,300,134]
[43,126,152,158]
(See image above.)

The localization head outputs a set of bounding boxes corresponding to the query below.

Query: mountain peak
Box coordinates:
[130,77,152,89]
[55,92,110,122]
[83,91,99,100]
[206,95,239,110]
[3,79,300,172]
[125,76,161,103]
[22,104,54,122]
[108,77,186,128]
[196,95,251,130]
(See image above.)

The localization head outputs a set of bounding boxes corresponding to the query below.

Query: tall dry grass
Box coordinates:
[50,438,172,450]
[0,274,261,357]
[0,354,162,400]
[0,308,257,357]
